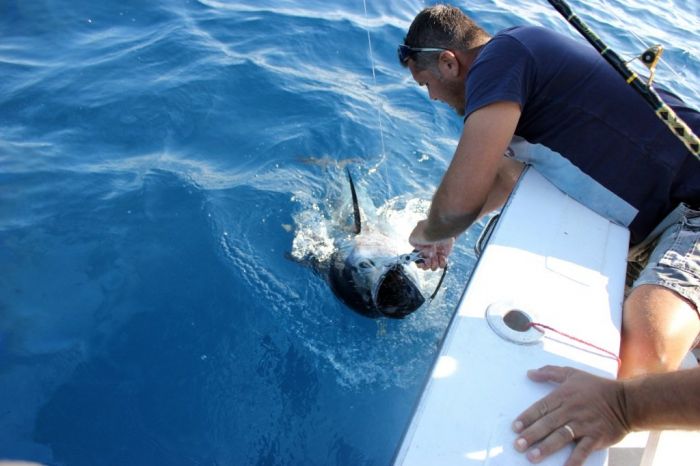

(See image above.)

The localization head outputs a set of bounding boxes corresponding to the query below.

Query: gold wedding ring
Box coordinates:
[563,424,576,440]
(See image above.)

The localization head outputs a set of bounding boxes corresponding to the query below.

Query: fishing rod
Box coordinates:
[547,0,700,159]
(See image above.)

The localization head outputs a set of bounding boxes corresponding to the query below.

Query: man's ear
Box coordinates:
[438,51,460,78]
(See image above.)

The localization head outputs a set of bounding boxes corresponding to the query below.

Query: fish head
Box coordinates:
[372,263,425,318]
[328,234,425,318]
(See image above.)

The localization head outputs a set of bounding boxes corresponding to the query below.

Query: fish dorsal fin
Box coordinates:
[346,167,361,234]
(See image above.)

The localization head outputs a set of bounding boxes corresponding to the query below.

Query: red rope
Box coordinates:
[528,322,621,369]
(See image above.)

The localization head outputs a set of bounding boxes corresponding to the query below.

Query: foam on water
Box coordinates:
[288,168,453,388]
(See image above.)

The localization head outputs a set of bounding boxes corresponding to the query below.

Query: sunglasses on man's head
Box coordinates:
[397,44,447,64]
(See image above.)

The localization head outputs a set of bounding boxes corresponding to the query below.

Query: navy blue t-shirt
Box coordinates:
[465,26,700,244]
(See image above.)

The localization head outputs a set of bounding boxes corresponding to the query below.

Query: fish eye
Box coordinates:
[359,260,375,269]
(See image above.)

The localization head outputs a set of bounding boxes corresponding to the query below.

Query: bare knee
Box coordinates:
[619,325,680,378]
[619,285,700,378]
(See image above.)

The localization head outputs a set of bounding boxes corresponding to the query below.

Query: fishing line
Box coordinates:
[598,0,687,83]
[361,0,389,176]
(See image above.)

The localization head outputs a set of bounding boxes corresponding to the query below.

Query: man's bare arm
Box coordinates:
[475,156,524,220]
[624,366,700,431]
[422,101,521,242]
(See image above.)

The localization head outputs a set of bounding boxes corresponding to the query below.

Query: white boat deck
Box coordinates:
[395,167,631,465]
[395,167,700,465]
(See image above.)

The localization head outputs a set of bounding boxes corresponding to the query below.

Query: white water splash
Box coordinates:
[289,187,451,389]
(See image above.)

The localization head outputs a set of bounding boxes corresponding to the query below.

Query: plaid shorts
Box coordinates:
[627,203,700,317]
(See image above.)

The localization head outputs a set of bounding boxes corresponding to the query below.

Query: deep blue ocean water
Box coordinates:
[1,0,698,465]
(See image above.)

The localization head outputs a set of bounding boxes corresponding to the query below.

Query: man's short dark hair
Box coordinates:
[402,4,490,69]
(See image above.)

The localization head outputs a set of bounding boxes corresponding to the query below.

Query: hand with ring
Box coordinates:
[512,365,631,465]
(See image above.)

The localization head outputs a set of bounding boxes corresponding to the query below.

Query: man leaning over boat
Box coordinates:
[398,3,700,461]
[400,2,700,378]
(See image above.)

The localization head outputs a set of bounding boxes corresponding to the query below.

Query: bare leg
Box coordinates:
[619,284,700,378]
